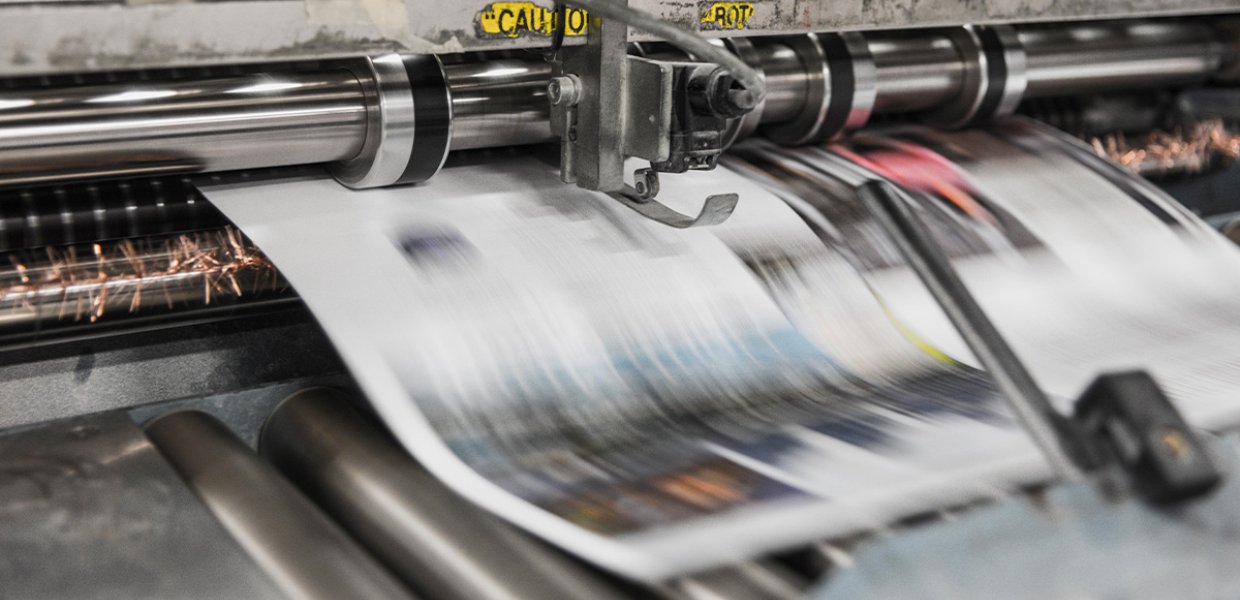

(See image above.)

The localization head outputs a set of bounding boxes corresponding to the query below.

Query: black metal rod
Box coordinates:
[857,179,1084,477]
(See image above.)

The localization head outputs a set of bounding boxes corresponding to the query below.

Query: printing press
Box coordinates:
[7,0,1240,598]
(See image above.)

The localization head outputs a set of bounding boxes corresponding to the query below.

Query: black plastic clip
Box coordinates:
[1074,370,1222,504]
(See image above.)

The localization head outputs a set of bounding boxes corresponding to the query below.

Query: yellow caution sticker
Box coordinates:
[477,2,589,38]
[699,1,754,30]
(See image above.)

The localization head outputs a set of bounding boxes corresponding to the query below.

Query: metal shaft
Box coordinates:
[0,59,553,188]
[445,59,554,150]
[755,20,1229,129]
[1020,21,1226,98]
[868,33,970,113]
[260,388,628,600]
[0,19,1229,189]
[857,180,1084,478]
[0,71,369,187]
[145,410,417,600]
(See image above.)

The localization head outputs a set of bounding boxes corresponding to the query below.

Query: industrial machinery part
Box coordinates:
[0,19,1228,190]
[859,177,1221,503]
[548,0,765,217]
[145,410,417,600]
[0,176,226,251]
[856,179,1087,479]
[260,388,630,600]
[0,412,286,600]
[0,222,289,341]
[0,0,1229,75]
[0,2,1238,596]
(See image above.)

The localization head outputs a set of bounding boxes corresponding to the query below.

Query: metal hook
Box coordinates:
[611,168,737,228]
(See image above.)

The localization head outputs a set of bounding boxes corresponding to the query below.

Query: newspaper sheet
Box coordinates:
[200,121,1240,580]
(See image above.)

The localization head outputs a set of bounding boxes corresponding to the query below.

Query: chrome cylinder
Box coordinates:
[0,71,369,187]
[753,41,812,125]
[1021,22,1227,97]
[0,57,551,189]
[145,411,416,600]
[762,34,830,144]
[260,388,627,600]
[0,19,1230,189]
[869,33,967,113]
[333,55,417,189]
[445,59,555,150]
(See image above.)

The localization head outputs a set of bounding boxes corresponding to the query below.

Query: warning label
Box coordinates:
[699,1,754,30]
[477,2,589,38]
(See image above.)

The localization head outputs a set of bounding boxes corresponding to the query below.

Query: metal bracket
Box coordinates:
[547,0,752,227]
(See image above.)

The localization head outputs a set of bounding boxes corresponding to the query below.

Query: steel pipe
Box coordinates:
[260,388,628,600]
[145,410,416,600]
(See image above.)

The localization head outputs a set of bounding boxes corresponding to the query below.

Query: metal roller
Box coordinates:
[1020,21,1228,98]
[918,27,990,127]
[145,410,417,600]
[444,58,555,150]
[259,388,629,600]
[0,18,1229,342]
[0,55,512,189]
[0,19,1229,188]
[756,20,1228,131]
[869,32,967,113]
[0,223,289,343]
[0,70,369,188]
[0,177,224,251]
[760,33,830,145]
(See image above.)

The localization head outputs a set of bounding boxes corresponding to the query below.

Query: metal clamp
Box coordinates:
[612,181,738,229]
